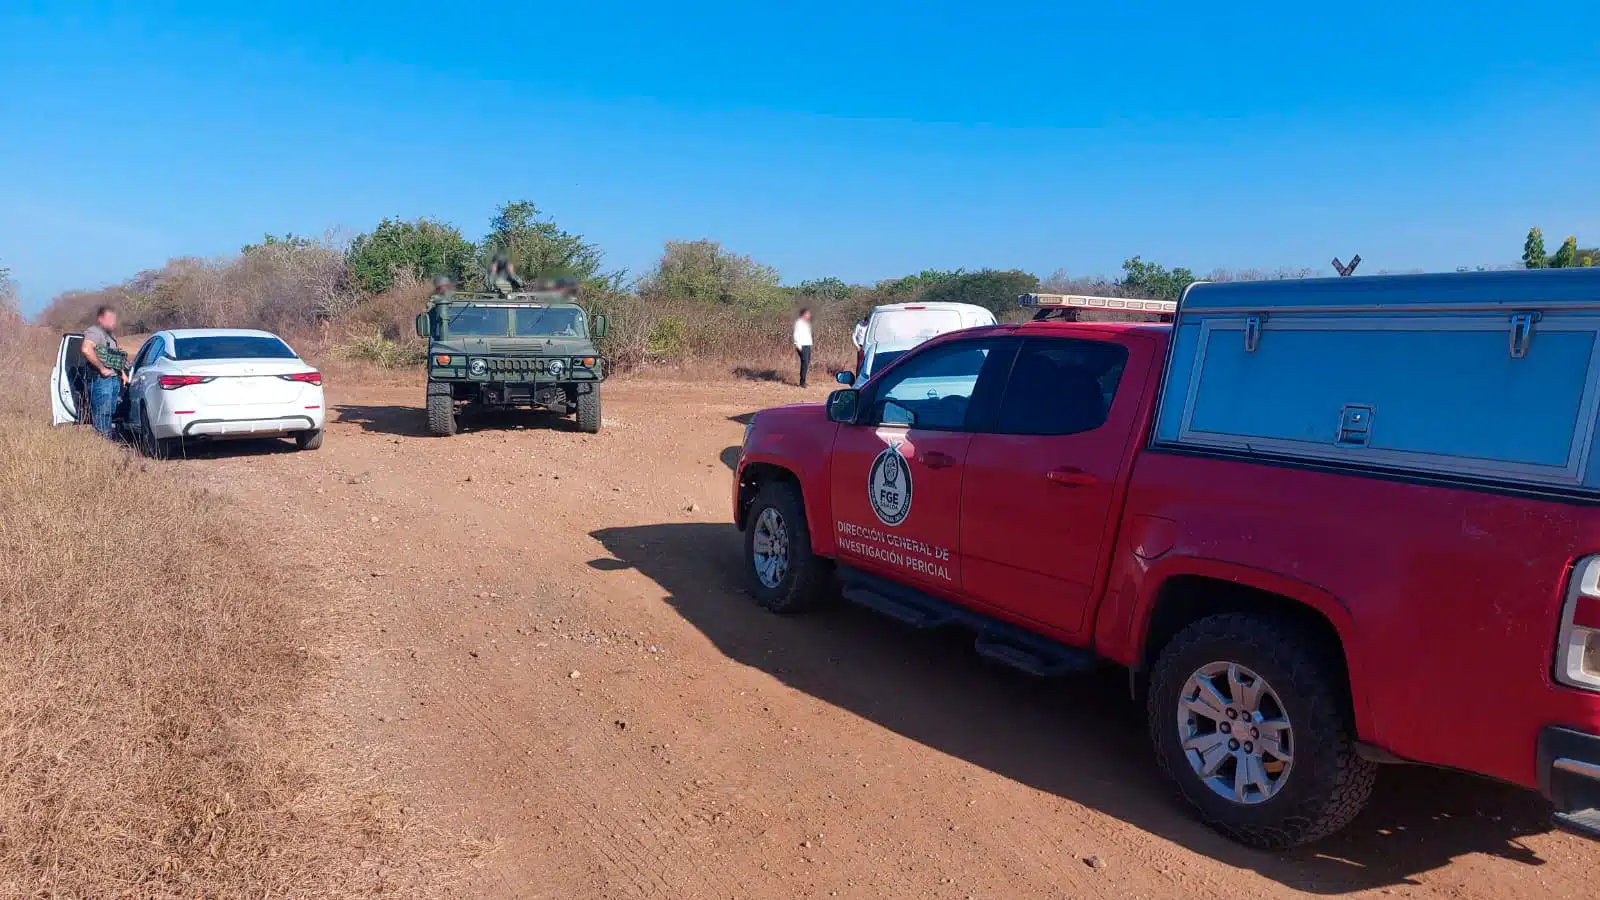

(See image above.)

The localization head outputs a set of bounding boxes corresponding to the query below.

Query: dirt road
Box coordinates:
[184,378,1595,899]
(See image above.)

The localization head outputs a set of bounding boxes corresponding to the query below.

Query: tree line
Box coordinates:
[30,202,1569,372]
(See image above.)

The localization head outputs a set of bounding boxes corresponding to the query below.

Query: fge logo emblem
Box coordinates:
[868,442,914,526]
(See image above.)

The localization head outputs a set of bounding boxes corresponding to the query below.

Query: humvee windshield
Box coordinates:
[443,304,588,338]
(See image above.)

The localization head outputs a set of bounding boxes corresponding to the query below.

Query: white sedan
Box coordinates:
[52,328,326,455]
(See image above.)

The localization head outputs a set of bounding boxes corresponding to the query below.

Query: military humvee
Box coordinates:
[415,290,608,435]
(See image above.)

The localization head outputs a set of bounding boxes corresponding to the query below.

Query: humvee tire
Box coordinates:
[426,382,457,436]
[577,387,601,434]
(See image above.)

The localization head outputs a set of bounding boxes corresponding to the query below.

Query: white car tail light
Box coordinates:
[159,375,214,390]
[279,371,323,386]
[1557,557,1600,692]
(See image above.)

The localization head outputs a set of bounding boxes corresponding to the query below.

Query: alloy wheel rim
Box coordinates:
[751,507,789,589]
[1176,661,1295,805]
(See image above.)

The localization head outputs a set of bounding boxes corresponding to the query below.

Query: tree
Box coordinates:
[640,239,785,309]
[1523,227,1548,269]
[920,269,1041,315]
[345,217,476,295]
[0,262,18,328]
[477,201,615,292]
[1119,256,1195,302]
[796,276,856,303]
[1552,235,1580,269]
[241,233,319,254]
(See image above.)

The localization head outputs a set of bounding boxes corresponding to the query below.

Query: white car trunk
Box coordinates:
[182,360,310,406]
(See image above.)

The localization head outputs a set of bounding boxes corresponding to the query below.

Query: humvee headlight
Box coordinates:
[548,359,565,375]
[468,358,488,376]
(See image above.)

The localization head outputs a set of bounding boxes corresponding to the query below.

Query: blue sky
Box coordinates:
[2,2,1598,313]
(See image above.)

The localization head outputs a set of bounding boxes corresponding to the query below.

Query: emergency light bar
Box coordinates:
[1017,293,1178,315]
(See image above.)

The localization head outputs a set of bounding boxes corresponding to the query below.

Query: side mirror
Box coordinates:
[593,314,609,339]
[826,389,860,424]
[415,314,430,339]
[834,371,854,386]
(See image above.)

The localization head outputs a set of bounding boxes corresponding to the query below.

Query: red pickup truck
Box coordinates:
[733,270,1600,849]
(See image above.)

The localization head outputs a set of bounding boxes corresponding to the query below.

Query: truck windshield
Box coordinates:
[514,307,587,338]
[444,306,511,336]
[864,349,907,378]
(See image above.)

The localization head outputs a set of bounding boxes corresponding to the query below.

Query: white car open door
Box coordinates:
[50,333,84,426]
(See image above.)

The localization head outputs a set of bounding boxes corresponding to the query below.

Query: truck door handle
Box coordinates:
[1046,467,1098,487]
[918,450,957,469]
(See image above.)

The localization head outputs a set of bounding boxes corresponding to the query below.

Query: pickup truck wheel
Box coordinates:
[1148,614,1377,850]
[743,481,831,614]
[426,383,457,436]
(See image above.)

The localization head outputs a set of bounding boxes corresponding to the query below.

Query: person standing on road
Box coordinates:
[793,307,814,388]
[81,306,128,439]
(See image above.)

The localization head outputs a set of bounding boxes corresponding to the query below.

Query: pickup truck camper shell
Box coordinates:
[1157,269,1600,496]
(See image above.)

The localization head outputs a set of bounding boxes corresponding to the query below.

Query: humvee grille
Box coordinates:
[487,357,553,373]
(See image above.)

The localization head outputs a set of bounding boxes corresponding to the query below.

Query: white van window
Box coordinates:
[868,309,964,346]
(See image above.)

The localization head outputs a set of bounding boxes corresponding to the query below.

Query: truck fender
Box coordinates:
[736,451,837,556]
[1125,554,1375,742]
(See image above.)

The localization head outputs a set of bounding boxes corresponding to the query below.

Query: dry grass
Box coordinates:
[0,328,450,897]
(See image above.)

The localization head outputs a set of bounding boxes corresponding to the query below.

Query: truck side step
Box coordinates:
[840,584,955,628]
[1554,808,1600,840]
[975,628,1098,678]
[836,566,1102,677]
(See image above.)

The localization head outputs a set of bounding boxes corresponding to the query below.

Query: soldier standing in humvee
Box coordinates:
[488,252,523,296]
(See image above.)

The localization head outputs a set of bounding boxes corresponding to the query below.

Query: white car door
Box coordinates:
[50,333,84,425]
[124,335,166,434]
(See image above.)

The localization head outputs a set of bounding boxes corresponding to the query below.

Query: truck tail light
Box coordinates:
[1556,557,1600,692]
[279,371,323,386]
[158,375,213,390]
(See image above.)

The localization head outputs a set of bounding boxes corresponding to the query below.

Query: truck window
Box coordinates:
[866,340,1010,430]
[513,307,586,337]
[995,338,1128,436]
[445,306,511,336]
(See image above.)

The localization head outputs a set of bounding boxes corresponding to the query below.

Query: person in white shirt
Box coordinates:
[792,308,814,388]
[851,317,868,349]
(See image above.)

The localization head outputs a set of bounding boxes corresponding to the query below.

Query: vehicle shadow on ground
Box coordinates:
[334,404,583,437]
[159,437,300,460]
[334,404,433,437]
[589,521,1557,896]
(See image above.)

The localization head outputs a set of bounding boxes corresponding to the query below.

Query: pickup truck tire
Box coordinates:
[743,481,831,614]
[1147,613,1378,850]
[426,383,457,436]
[576,388,602,434]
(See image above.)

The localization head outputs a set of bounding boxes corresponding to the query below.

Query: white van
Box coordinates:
[842,301,997,386]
